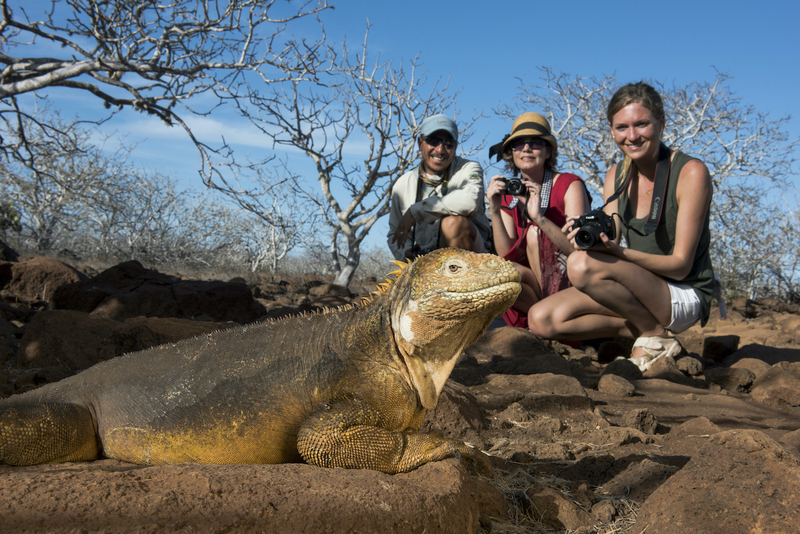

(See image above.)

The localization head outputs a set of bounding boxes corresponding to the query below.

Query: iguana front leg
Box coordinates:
[296,395,492,476]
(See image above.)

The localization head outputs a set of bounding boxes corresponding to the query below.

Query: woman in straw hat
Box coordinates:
[487,112,591,329]
[527,82,715,371]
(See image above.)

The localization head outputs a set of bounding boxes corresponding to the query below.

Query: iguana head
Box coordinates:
[383,248,521,409]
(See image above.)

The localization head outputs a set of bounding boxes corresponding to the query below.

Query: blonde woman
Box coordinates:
[528,83,715,371]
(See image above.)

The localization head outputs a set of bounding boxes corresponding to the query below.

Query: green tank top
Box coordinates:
[616,149,715,326]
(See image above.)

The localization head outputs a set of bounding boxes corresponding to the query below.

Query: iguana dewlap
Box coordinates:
[0,249,520,473]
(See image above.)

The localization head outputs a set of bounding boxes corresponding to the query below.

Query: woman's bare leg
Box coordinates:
[528,287,630,340]
[504,226,546,315]
[509,262,541,314]
[525,226,542,295]
[528,251,673,356]
[568,251,671,336]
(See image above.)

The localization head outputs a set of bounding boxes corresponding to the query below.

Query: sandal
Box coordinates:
[629,334,682,372]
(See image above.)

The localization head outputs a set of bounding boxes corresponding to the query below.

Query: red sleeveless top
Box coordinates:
[500,173,587,328]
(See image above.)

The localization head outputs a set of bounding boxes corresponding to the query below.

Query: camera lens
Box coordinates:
[503,178,525,196]
[575,228,597,250]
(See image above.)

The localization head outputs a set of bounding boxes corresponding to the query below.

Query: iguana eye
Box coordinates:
[443,259,466,275]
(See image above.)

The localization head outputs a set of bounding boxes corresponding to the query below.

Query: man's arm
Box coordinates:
[410,160,484,223]
[387,171,416,260]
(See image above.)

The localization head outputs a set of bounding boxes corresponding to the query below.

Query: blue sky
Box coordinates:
[15,0,800,251]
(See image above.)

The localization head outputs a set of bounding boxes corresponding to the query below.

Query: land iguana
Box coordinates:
[0,248,521,473]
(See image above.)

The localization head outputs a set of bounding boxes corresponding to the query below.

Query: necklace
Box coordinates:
[639,178,654,196]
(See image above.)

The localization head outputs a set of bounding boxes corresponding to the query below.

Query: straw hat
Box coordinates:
[489,112,557,161]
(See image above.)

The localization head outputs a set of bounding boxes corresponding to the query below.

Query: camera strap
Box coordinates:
[602,143,671,236]
[410,163,452,249]
[539,169,554,215]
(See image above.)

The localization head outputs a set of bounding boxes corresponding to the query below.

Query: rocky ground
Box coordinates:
[1,252,799,533]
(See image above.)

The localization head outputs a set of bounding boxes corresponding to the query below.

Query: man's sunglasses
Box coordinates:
[421,135,457,150]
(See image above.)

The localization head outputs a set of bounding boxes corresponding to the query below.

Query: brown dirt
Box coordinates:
[2,258,800,533]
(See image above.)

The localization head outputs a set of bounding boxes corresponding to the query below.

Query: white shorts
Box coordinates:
[666,282,701,334]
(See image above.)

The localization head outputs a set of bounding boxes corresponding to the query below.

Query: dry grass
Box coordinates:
[593,499,640,534]
[484,466,641,534]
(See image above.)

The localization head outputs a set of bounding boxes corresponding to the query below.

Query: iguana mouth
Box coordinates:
[438,281,520,301]
[420,281,521,317]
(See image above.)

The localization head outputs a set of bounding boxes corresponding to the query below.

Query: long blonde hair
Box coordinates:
[607,82,665,180]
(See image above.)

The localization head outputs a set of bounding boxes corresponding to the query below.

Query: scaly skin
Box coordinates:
[0,248,521,474]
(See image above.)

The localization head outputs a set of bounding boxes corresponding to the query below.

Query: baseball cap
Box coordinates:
[419,114,458,141]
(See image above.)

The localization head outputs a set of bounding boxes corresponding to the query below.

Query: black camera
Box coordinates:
[574,210,615,249]
[501,178,526,196]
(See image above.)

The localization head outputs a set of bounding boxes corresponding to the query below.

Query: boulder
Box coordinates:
[667,416,722,438]
[730,357,772,378]
[0,460,499,534]
[464,326,556,364]
[17,310,119,380]
[621,408,658,435]
[675,355,704,376]
[308,283,352,298]
[751,363,800,406]
[703,367,755,393]
[52,260,266,324]
[597,373,635,397]
[600,357,643,381]
[0,257,87,305]
[636,430,800,534]
[523,483,593,531]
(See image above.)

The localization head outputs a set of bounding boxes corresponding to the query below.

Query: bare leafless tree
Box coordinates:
[0,109,195,260]
[769,202,800,303]
[230,177,323,272]
[0,0,331,184]
[354,245,394,280]
[497,68,799,300]
[86,171,204,263]
[239,28,477,285]
[0,109,301,270]
[0,110,137,251]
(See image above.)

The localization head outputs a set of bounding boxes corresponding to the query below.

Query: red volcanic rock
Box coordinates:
[0,257,87,305]
[2,269,800,532]
[51,260,265,323]
[636,430,800,534]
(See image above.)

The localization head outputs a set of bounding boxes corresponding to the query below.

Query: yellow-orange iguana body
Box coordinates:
[0,249,520,473]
